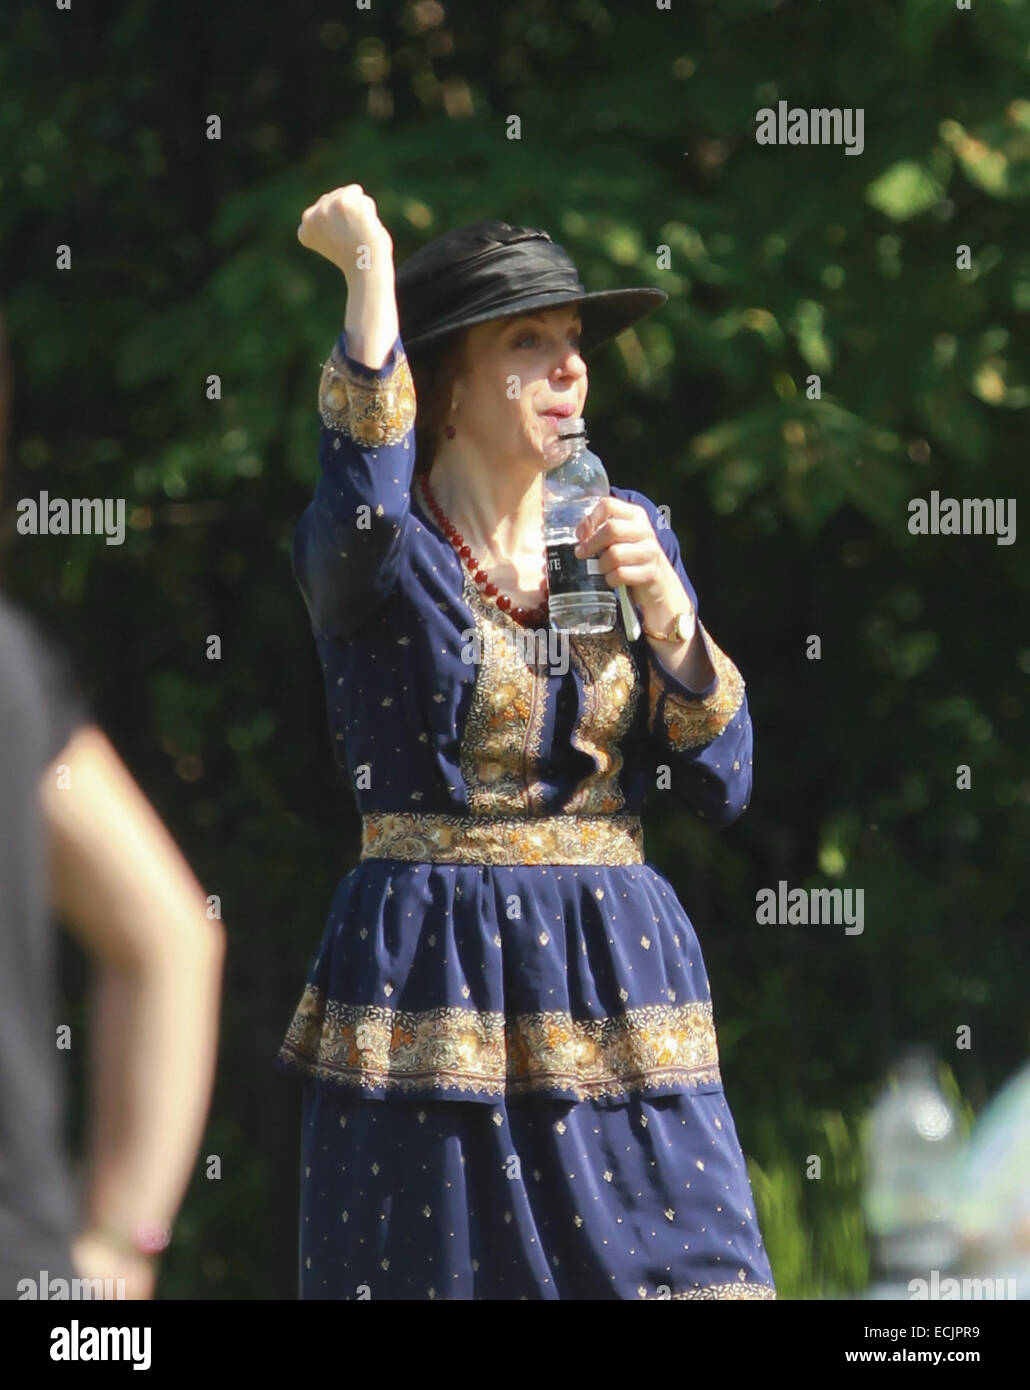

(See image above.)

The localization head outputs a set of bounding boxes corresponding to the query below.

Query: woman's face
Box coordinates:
[449,305,588,472]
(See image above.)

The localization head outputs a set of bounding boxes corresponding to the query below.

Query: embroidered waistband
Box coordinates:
[360,812,645,865]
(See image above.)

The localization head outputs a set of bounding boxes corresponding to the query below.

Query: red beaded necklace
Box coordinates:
[416,472,549,627]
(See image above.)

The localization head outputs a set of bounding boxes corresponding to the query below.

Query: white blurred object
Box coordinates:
[950,1056,1030,1299]
[863,1045,964,1289]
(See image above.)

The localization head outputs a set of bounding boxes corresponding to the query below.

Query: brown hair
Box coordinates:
[409,329,469,475]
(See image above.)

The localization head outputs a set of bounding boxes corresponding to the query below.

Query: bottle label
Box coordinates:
[546,543,610,598]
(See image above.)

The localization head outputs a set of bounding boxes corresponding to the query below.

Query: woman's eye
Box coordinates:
[515,332,582,348]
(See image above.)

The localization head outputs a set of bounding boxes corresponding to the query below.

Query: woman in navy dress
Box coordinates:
[276,187,776,1300]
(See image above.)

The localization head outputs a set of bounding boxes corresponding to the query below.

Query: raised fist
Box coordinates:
[297,185,394,281]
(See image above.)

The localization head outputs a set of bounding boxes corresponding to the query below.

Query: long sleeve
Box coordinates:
[292,328,417,642]
[622,490,753,828]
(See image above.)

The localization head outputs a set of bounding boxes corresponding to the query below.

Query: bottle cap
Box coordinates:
[554,415,586,439]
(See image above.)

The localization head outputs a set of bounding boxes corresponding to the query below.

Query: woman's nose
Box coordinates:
[555,347,586,378]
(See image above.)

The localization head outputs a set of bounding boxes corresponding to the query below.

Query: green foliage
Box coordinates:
[2,0,1028,1298]
[747,1109,871,1300]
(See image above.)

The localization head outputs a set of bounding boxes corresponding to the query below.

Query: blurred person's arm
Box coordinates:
[39,724,225,1297]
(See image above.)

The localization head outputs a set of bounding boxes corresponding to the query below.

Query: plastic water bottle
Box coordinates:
[862,1045,963,1295]
[542,416,616,634]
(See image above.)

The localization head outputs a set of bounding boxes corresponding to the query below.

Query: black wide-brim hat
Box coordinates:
[396,219,667,358]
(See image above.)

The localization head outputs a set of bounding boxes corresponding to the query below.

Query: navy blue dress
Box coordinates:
[275,326,776,1300]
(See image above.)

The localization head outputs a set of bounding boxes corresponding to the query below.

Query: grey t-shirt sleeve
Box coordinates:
[27,622,92,766]
[0,598,91,1296]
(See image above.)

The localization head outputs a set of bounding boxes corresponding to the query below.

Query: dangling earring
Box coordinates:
[444,424,456,439]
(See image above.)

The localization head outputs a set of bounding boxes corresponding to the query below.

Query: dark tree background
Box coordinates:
[1,0,1027,1297]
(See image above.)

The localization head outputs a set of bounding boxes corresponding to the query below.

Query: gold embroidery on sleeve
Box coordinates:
[648,620,745,751]
[318,340,417,446]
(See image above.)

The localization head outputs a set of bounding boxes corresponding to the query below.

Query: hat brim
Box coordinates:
[401,287,668,358]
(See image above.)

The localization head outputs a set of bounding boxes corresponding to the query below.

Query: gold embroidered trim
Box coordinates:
[277,985,723,1100]
[317,339,416,446]
[459,574,551,816]
[361,812,644,865]
[648,620,746,751]
[666,1282,776,1300]
[564,629,640,815]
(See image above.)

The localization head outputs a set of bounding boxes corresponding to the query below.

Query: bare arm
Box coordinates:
[298,182,399,369]
[343,261,399,370]
[40,724,225,1294]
